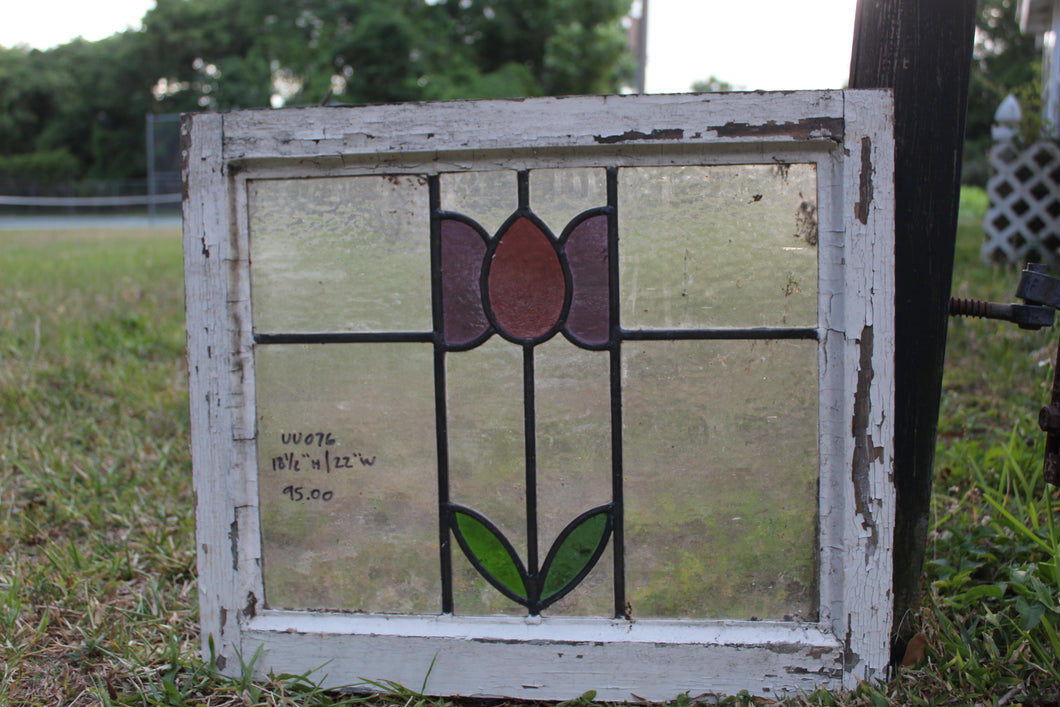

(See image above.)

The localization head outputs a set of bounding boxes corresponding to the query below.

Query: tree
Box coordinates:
[39,34,161,180]
[690,75,741,93]
[0,0,635,185]
[138,0,277,111]
[435,0,634,97]
[0,47,61,158]
[0,34,158,182]
[135,0,634,109]
[963,0,1041,185]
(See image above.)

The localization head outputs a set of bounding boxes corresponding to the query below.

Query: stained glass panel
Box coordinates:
[250,164,823,619]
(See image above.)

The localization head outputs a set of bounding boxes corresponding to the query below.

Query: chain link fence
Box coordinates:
[0,114,182,223]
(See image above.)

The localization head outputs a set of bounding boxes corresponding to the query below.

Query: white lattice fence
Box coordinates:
[982,139,1060,268]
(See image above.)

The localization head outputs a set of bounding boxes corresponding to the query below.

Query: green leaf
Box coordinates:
[1038,560,1060,591]
[557,690,598,707]
[1041,612,1060,659]
[1016,597,1046,631]
[868,691,891,707]
[981,492,1055,554]
[451,508,527,599]
[540,506,611,602]
[948,583,1005,607]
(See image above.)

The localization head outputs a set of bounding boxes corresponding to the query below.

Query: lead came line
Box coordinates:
[523,344,540,604]
[606,166,627,619]
[428,174,455,614]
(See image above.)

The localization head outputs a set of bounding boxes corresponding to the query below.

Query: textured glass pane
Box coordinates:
[446,337,527,615]
[248,176,431,332]
[619,164,818,329]
[529,168,607,236]
[535,338,612,616]
[440,171,518,237]
[623,339,818,620]
[256,343,438,612]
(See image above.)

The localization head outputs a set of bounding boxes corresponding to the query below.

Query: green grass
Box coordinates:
[2,194,1059,704]
[908,185,1060,706]
[0,228,198,704]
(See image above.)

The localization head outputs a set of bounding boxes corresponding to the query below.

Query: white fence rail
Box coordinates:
[0,193,182,207]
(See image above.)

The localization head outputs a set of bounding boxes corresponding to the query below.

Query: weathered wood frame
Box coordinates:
[849,2,977,649]
[182,91,895,700]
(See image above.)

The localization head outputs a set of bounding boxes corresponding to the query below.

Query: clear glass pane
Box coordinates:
[529,168,607,236]
[248,176,431,333]
[256,343,438,612]
[440,171,518,237]
[619,164,818,329]
[535,337,613,616]
[446,337,527,615]
[623,339,819,620]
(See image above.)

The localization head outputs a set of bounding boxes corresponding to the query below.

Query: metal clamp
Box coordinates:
[948,263,1056,330]
[949,264,1060,485]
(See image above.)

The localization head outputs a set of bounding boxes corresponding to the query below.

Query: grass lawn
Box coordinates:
[1,197,1058,704]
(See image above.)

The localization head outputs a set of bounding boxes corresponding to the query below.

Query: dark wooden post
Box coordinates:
[848,0,977,659]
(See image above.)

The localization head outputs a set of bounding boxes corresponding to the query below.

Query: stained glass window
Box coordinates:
[184,92,895,699]
[251,164,820,620]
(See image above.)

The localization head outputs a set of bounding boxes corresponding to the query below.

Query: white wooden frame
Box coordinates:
[183,91,895,700]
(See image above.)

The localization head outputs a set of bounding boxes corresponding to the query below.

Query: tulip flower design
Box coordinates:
[436,177,615,614]
[440,211,611,349]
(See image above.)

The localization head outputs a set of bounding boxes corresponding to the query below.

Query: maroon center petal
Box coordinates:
[486,217,565,340]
